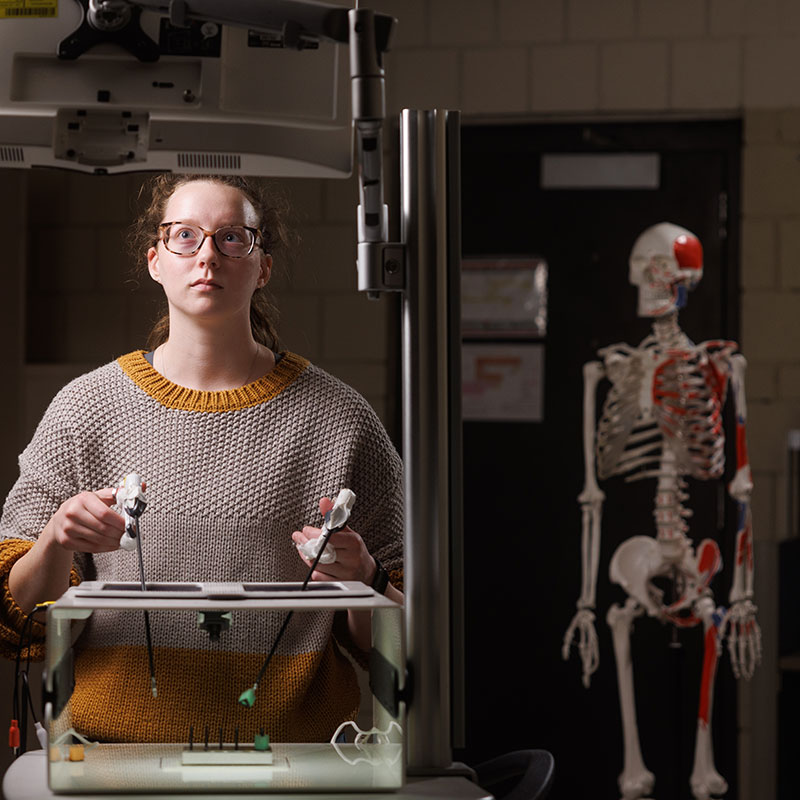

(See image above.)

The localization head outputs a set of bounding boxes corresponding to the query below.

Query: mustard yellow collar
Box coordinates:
[116,350,309,412]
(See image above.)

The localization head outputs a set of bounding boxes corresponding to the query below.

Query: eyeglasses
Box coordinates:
[158,222,263,258]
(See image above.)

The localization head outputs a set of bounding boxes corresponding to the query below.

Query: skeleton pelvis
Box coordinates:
[609,535,722,622]
[609,535,688,617]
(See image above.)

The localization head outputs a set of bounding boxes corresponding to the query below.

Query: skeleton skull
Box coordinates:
[629,222,703,317]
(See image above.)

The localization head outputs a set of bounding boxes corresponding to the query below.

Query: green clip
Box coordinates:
[237,687,257,708]
[254,732,270,751]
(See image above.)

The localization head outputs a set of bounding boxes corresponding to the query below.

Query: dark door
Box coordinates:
[458,120,741,800]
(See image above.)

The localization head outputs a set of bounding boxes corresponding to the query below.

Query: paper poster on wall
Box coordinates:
[461,258,547,338]
[462,343,544,422]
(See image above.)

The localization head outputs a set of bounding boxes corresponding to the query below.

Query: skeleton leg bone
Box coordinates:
[607,598,655,800]
[689,596,728,800]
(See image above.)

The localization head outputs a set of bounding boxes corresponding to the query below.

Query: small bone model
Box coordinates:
[562,223,761,800]
[115,473,147,551]
[296,489,356,565]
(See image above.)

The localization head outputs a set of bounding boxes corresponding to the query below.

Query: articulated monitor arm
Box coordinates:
[347,7,405,299]
[108,0,394,50]
[64,1,401,296]
[130,2,404,298]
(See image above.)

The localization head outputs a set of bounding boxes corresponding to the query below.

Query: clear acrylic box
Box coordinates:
[44,582,405,794]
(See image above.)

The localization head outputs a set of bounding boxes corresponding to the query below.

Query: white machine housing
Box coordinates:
[0,2,352,176]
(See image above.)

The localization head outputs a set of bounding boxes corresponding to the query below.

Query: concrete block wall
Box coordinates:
[365,2,800,799]
[364,0,800,541]
[6,0,800,796]
[12,17,800,535]
[19,168,390,450]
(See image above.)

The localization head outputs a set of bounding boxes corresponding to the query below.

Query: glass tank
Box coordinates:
[44,582,405,794]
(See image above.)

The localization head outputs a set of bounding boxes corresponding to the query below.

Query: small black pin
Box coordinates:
[219,726,223,750]
[204,725,209,751]
[234,726,239,751]
[189,724,194,751]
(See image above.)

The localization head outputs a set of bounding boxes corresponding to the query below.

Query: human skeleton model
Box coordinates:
[561,223,762,800]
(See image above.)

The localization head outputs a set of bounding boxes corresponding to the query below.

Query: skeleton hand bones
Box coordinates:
[719,598,761,680]
[562,606,600,688]
[562,481,606,687]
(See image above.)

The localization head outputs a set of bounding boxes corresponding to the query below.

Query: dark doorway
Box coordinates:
[457,119,742,800]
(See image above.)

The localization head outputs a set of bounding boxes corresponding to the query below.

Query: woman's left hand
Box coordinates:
[292,497,377,585]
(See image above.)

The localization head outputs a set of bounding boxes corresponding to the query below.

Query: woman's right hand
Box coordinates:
[46,488,126,553]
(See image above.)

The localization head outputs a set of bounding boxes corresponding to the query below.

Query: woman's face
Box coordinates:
[147,180,272,330]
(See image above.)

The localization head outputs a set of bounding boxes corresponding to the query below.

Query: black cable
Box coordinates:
[131,515,157,697]
[11,604,48,757]
[12,610,35,721]
[21,673,37,723]
[241,522,342,706]
[13,607,41,715]
[19,614,35,754]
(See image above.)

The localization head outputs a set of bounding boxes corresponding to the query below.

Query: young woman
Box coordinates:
[0,174,403,744]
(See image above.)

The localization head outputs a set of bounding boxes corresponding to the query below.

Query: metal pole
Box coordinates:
[401,108,462,772]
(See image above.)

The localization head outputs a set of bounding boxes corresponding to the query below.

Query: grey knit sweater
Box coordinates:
[0,350,403,743]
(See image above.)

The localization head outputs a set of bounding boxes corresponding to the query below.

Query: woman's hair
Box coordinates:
[129,173,293,351]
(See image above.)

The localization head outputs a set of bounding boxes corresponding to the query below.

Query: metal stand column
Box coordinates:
[400,108,463,773]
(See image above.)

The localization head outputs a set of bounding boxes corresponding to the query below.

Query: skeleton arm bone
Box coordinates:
[577,361,607,609]
[727,355,753,508]
[727,354,754,601]
[563,360,605,687]
[719,353,761,679]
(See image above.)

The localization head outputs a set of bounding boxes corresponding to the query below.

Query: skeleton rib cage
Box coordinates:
[595,335,737,486]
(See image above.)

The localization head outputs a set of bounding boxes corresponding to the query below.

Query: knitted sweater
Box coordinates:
[0,351,403,744]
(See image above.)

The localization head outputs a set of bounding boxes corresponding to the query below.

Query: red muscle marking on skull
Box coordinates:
[674,233,703,270]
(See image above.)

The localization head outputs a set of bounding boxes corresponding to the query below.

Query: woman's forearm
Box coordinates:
[347,584,404,651]
[8,522,74,614]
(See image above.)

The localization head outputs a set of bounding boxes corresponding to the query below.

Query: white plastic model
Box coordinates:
[323,488,356,532]
[562,222,761,800]
[296,488,356,564]
[115,472,147,551]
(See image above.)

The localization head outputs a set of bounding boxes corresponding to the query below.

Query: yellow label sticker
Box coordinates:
[0,0,57,19]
